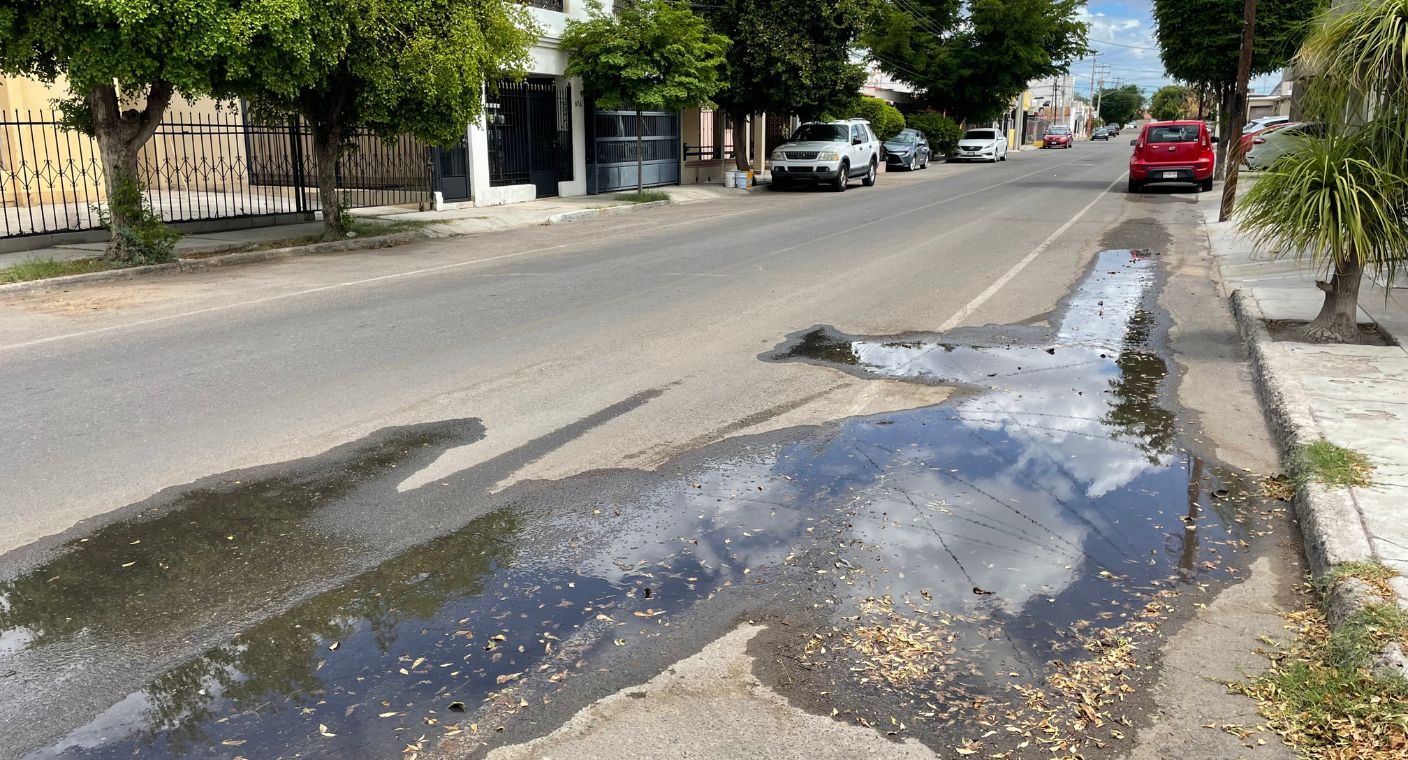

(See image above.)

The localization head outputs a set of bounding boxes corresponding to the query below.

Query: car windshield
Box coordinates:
[963,130,995,140]
[1047,127,1071,135]
[792,124,848,142]
[1147,125,1199,143]
[888,133,917,144]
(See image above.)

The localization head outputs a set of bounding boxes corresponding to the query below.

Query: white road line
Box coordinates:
[936,171,1129,332]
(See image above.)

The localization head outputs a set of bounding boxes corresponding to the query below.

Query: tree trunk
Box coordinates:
[1302,255,1365,343]
[87,81,174,262]
[635,108,644,195]
[314,123,345,240]
[730,110,751,172]
[1214,85,1233,181]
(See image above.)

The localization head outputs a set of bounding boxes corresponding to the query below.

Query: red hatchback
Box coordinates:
[1043,125,1073,148]
[1128,120,1217,192]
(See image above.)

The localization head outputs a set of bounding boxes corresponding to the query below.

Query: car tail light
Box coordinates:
[1253,137,1267,144]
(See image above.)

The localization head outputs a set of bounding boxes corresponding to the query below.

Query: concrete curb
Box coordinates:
[1223,273,1405,677]
[0,229,432,296]
[1,195,692,295]
[1227,290,1378,573]
[546,199,671,224]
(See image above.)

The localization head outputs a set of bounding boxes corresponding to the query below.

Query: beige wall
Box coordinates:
[0,75,239,207]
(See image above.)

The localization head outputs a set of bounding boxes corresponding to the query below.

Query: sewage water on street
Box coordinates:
[3,250,1268,759]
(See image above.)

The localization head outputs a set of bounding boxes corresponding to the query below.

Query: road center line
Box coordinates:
[935,171,1129,332]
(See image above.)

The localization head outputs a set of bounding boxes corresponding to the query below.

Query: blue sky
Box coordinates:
[1077,0,1280,98]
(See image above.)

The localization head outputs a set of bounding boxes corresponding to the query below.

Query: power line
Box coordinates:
[890,0,949,38]
[1087,37,1160,51]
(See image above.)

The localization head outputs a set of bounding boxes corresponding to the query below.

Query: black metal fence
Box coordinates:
[0,108,433,238]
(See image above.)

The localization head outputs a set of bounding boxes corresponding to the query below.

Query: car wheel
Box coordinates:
[862,160,878,186]
[833,162,848,192]
[1199,177,1214,192]
[907,155,916,171]
[1128,178,1143,194]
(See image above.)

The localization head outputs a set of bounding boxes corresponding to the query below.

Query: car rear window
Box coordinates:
[1147,125,1200,143]
[963,130,995,140]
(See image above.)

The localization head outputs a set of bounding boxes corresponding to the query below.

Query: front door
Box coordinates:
[435,139,469,202]
[850,124,867,176]
[487,77,561,198]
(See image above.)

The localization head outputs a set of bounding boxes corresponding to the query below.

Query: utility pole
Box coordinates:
[1094,66,1107,126]
[1088,52,1098,136]
[1219,0,1258,222]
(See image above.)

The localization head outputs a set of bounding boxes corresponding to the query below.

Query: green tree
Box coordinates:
[697,0,870,171]
[1149,84,1191,121]
[851,97,905,140]
[1236,0,1408,342]
[241,0,538,240]
[0,0,300,261]
[866,0,1087,123]
[563,0,728,193]
[906,111,963,156]
[1098,85,1144,126]
[1152,0,1323,177]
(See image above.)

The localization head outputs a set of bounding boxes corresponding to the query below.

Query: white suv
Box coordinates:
[770,119,881,191]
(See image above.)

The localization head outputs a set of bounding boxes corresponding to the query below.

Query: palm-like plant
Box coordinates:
[1236,0,1408,342]
[1238,133,1408,341]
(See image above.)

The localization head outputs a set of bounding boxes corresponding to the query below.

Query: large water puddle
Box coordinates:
[5,250,1263,758]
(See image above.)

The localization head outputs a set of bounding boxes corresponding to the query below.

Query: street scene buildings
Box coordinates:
[1,0,1405,759]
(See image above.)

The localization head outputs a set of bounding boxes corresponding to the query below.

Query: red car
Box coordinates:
[1128,120,1217,193]
[1043,126,1073,148]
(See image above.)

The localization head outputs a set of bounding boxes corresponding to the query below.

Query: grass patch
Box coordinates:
[1297,439,1375,488]
[0,257,121,284]
[611,190,672,204]
[1234,592,1408,758]
[1330,561,1399,587]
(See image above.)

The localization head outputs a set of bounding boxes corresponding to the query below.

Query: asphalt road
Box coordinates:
[1,143,1132,560]
[1,140,1301,760]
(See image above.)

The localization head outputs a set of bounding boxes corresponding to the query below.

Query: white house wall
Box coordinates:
[465,2,594,207]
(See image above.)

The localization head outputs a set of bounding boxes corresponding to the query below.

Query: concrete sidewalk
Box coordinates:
[0,185,736,271]
[1203,194,1408,621]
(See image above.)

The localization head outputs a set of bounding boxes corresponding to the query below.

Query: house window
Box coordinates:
[523,0,564,11]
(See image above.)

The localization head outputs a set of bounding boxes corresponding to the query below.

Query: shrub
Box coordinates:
[906,112,963,156]
[850,96,905,141]
[99,172,181,264]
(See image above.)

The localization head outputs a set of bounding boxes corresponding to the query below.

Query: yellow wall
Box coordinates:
[0,75,239,207]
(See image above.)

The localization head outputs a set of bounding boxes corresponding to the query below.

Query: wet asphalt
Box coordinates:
[0,144,1282,758]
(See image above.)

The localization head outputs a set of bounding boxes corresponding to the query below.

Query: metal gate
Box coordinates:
[433,139,469,202]
[486,78,567,198]
[586,109,680,194]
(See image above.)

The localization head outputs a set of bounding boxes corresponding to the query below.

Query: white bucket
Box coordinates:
[735,172,750,189]
[723,170,737,187]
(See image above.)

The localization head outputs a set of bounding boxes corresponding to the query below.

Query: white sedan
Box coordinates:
[951,128,1008,162]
